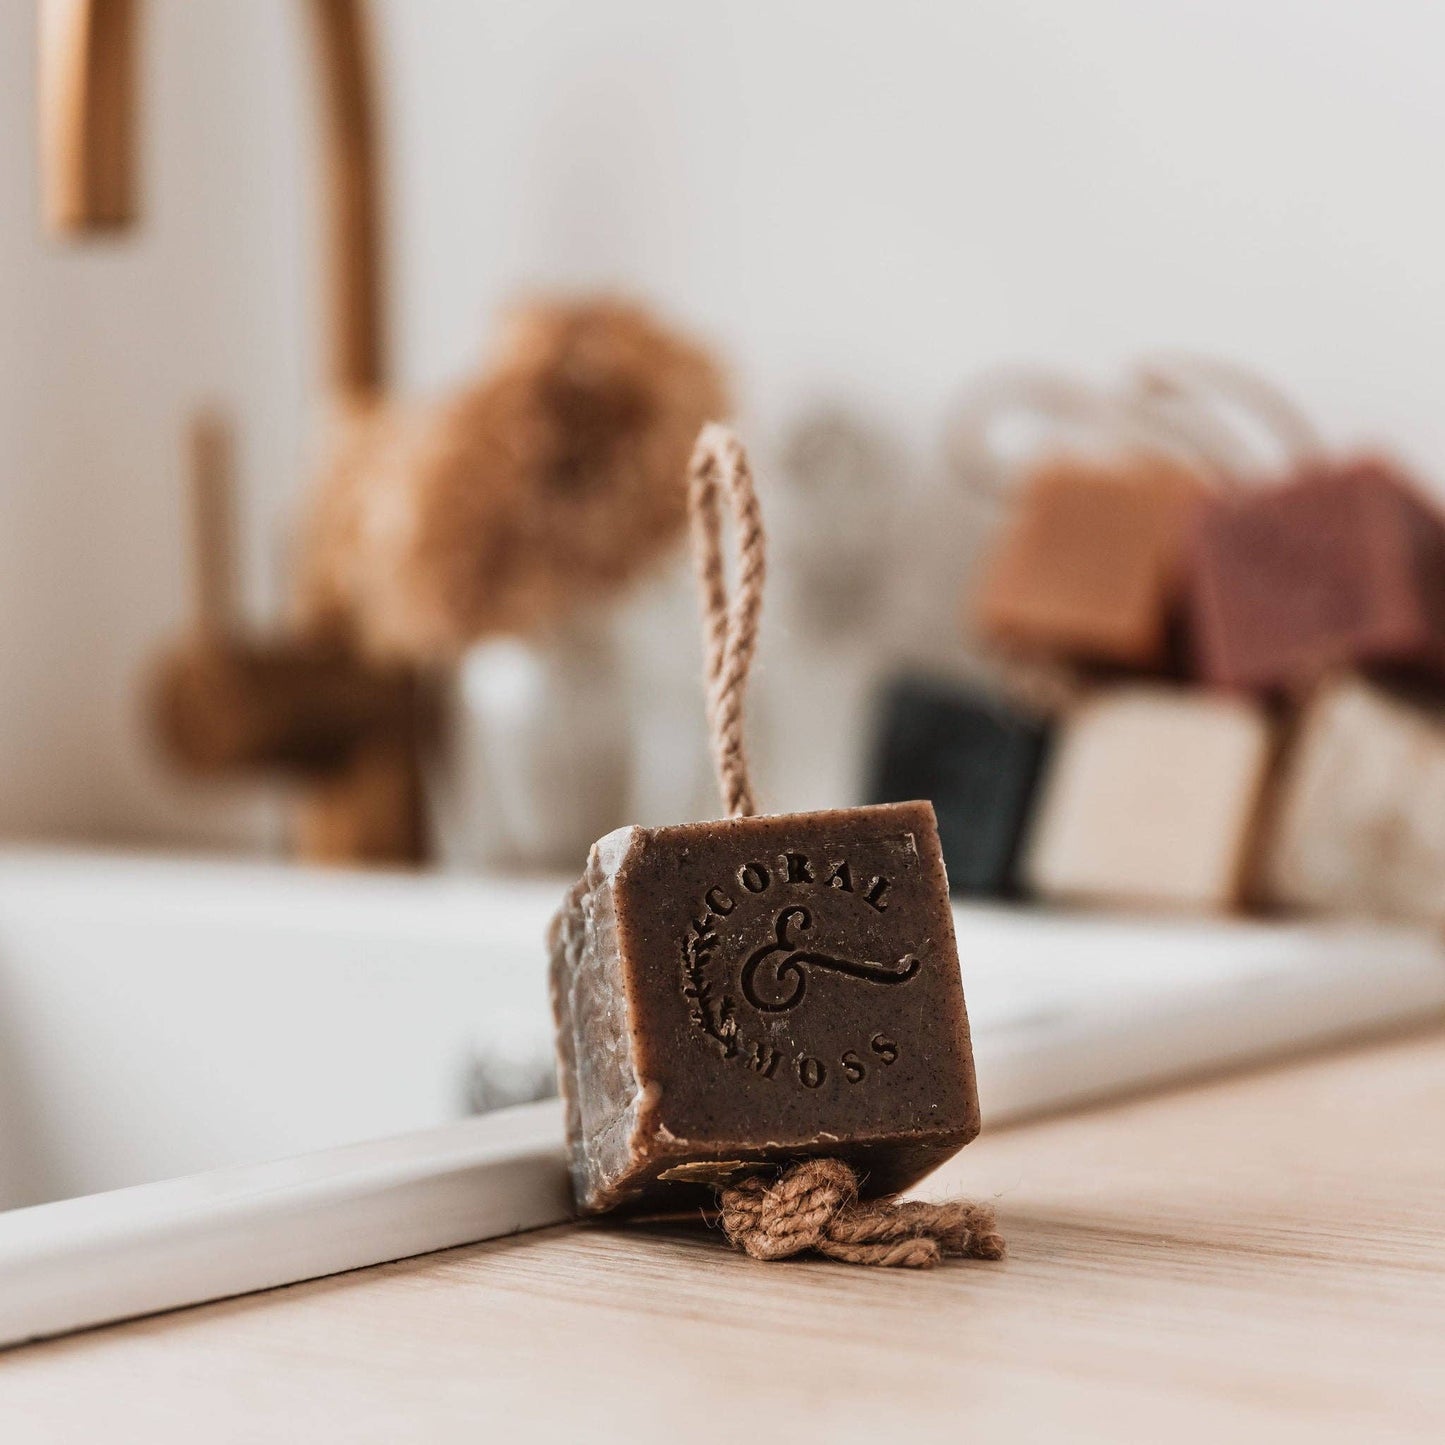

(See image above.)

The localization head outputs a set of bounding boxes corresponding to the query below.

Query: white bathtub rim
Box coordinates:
[0,1098,572,1350]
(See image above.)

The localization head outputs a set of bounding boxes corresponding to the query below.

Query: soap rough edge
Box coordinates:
[548,824,650,1211]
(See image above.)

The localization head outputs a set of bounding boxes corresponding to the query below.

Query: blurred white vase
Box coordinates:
[427,615,631,873]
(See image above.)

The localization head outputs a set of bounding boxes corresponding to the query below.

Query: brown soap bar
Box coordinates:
[973,452,1206,669]
[1188,457,1445,693]
[549,800,979,1215]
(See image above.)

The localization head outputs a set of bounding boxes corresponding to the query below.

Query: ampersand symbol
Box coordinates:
[740,906,921,1013]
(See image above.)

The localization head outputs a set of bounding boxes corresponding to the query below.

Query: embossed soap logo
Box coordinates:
[742,906,920,1012]
[680,849,913,1090]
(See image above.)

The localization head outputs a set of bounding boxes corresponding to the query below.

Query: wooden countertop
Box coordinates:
[3,1030,1443,1443]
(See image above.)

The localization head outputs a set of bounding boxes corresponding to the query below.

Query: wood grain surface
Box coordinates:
[2,1030,1442,1443]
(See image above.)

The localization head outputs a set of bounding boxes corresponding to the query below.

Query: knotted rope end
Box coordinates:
[717,1158,1005,1270]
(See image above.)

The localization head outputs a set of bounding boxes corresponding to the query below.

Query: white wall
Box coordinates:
[0,0,309,849]
[3,0,1445,851]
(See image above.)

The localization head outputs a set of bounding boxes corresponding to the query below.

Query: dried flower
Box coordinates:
[299,296,729,659]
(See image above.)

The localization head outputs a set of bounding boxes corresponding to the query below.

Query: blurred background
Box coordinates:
[8,0,1445,862]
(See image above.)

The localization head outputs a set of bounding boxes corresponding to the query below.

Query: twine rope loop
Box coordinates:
[687,423,766,819]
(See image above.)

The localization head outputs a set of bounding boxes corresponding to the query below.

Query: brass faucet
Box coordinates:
[39,0,384,398]
[37,0,428,865]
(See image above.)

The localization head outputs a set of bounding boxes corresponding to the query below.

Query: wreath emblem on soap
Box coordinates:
[679,848,916,1090]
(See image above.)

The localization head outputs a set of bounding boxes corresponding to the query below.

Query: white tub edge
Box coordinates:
[0,1098,571,1350]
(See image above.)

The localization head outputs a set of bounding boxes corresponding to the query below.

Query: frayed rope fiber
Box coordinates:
[717,1158,1005,1270]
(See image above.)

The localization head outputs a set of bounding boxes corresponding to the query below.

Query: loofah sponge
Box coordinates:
[298,296,729,659]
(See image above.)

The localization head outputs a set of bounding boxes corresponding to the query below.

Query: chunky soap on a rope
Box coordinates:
[549,423,984,1234]
[973,452,1206,669]
[1025,685,1272,912]
[1188,456,1445,693]
[550,798,979,1214]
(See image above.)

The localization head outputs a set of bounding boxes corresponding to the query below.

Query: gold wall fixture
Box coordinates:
[37,1,427,866]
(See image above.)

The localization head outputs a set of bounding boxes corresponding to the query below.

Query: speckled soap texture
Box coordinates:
[548,800,980,1215]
